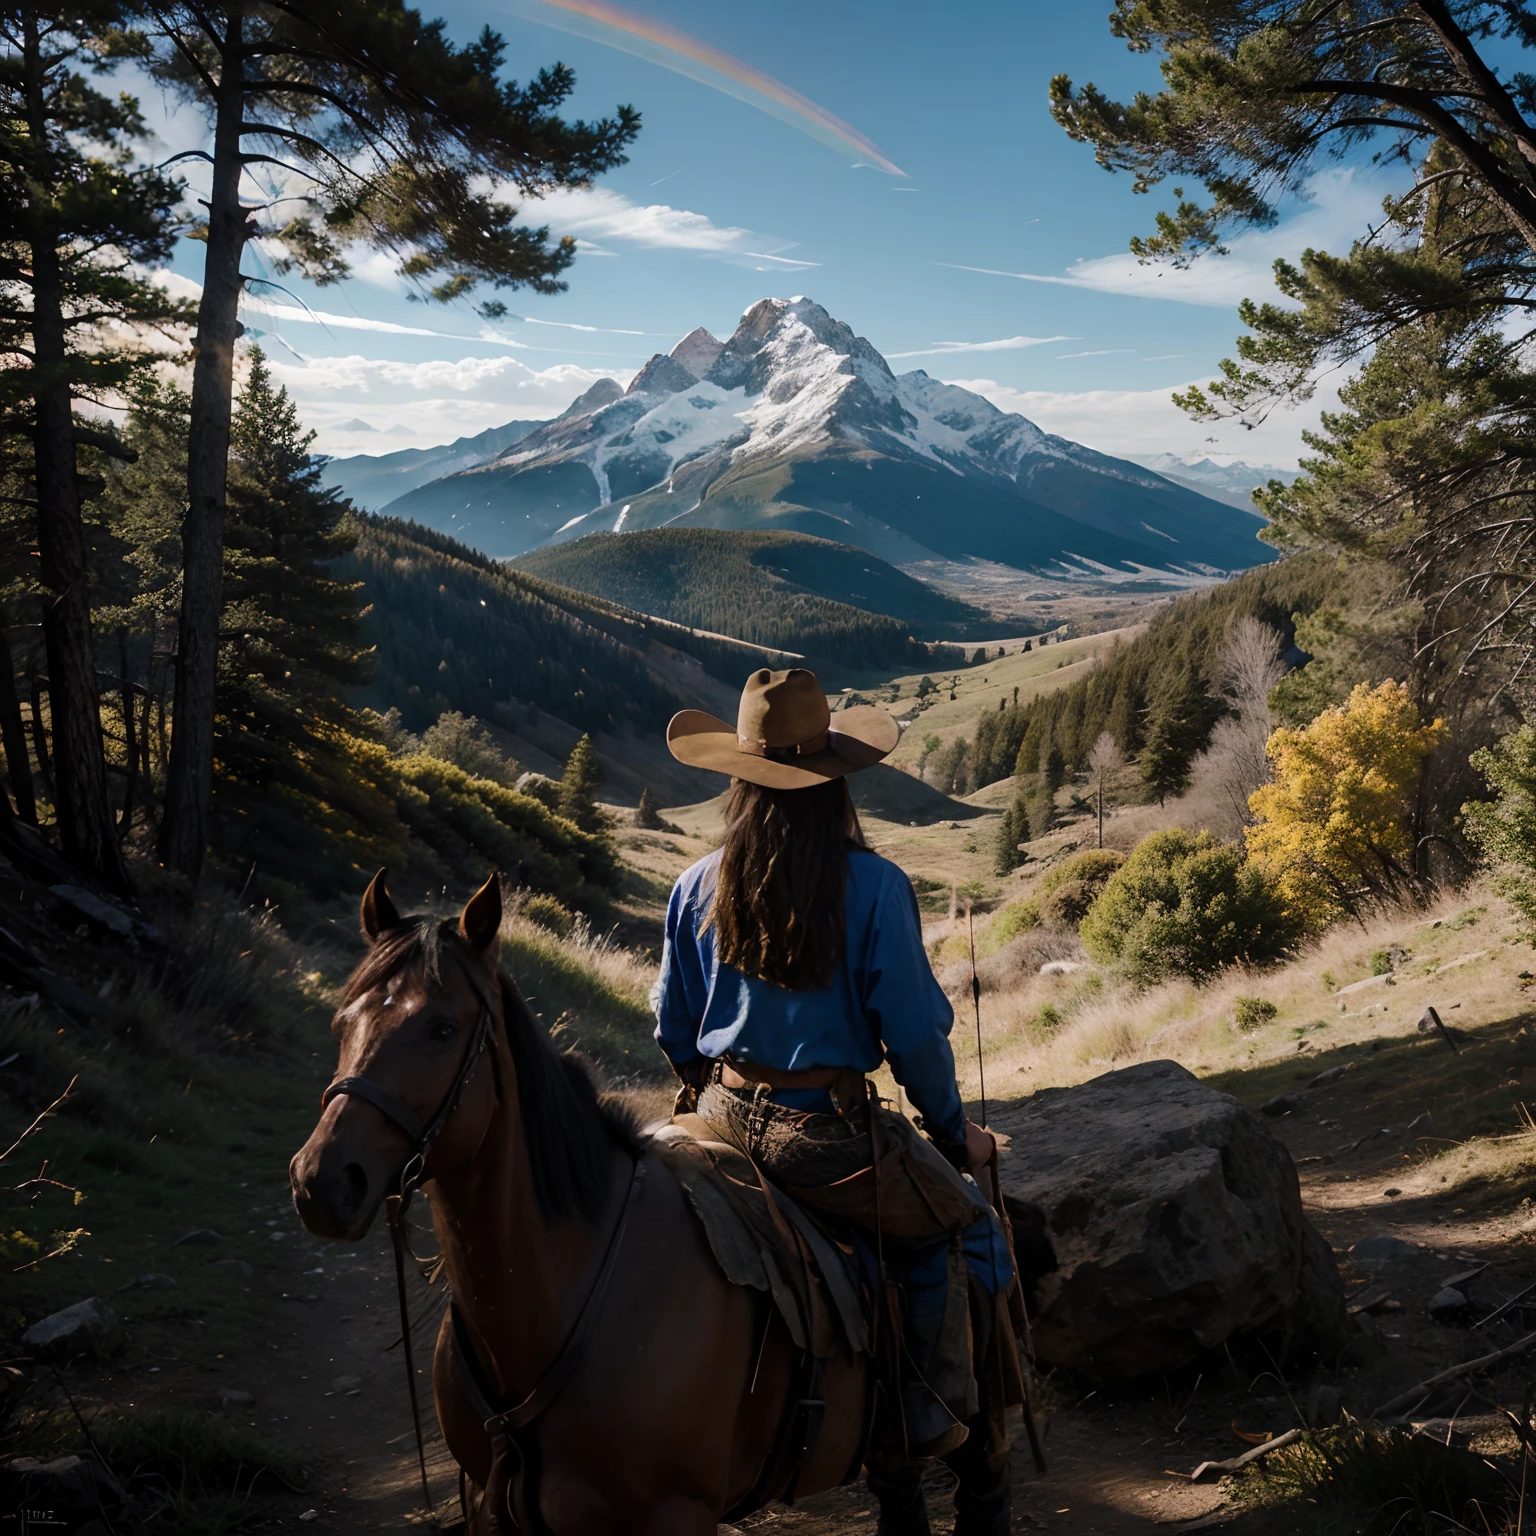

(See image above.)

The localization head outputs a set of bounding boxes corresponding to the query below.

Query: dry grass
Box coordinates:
[943,882,1532,1110]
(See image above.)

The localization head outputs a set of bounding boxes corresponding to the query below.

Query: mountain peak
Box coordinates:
[558,376,624,419]
[670,326,723,377]
[627,352,700,396]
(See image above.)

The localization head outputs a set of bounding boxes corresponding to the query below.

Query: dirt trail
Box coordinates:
[62,1001,1535,1534]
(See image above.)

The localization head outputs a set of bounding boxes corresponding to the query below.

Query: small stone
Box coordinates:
[1384,1188,1403,1198]
[328,1374,362,1394]
[299,1510,319,1522]
[22,1298,127,1358]
[1429,1286,1470,1322]
[173,1228,225,1246]
[215,1388,256,1411]
[204,1258,254,1277]
[115,1272,177,1294]
[1349,1235,1417,1266]
[1261,1093,1304,1118]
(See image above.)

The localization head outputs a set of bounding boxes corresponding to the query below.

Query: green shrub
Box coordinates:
[1233,996,1278,1031]
[980,898,1040,955]
[1038,849,1125,928]
[1370,948,1393,976]
[521,893,576,937]
[1079,829,1301,985]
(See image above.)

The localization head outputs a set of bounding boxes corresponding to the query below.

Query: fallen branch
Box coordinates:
[1187,1428,1304,1482]
[1474,1281,1536,1331]
[1374,1332,1536,1417]
[0,1077,77,1166]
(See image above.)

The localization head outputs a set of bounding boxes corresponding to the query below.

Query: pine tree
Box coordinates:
[1043,740,1066,794]
[559,733,603,831]
[1,2,192,886]
[994,796,1031,875]
[211,349,393,895]
[1140,675,1216,806]
[149,2,640,878]
[635,787,664,830]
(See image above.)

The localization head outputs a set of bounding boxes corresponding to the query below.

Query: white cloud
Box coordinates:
[264,352,634,455]
[1057,348,1136,359]
[526,185,816,271]
[886,334,1074,359]
[946,374,1343,469]
[940,167,1395,309]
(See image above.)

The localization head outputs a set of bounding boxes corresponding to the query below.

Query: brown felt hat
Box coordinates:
[667,667,900,790]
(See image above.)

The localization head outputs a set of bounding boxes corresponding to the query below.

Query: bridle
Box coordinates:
[321,989,498,1198]
[318,978,500,1515]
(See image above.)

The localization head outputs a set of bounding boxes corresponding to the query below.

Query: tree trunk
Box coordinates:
[28,665,53,800]
[158,9,248,880]
[19,12,128,893]
[0,631,35,823]
[119,628,136,834]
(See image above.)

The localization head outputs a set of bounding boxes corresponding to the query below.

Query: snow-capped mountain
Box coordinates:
[381,297,1273,574]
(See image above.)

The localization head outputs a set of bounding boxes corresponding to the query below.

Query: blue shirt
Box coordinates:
[652,847,967,1143]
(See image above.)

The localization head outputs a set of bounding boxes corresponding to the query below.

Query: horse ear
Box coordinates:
[460,872,503,958]
[360,868,400,943]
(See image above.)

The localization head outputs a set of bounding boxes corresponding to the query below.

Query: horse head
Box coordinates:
[290,868,504,1240]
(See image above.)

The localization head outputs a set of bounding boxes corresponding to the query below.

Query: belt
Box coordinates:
[719,1057,867,1118]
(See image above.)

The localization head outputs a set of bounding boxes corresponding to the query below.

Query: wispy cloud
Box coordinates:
[886,334,1074,360]
[944,374,1342,469]
[266,352,634,454]
[1141,353,1190,362]
[528,185,816,271]
[938,168,1392,309]
[1056,348,1135,359]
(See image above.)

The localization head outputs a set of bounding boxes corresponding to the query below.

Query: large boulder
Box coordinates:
[992,1059,1347,1378]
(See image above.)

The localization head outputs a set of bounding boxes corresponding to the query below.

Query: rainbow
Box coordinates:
[498,0,907,177]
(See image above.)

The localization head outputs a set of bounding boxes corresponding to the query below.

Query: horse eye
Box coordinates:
[428,1020,456,1042]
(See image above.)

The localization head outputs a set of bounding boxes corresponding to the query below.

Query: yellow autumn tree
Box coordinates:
[1246,681,1447,931]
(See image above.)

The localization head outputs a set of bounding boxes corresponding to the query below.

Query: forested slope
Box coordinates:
[512,528,985,666]
[940,555,1338,792]
[349,517,790,734]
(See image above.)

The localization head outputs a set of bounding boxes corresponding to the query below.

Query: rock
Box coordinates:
[1349,1235,1418,1266]
[1428,1286,1470,1323]
[2,1452,122,1510]
[204,1258,254,1277]
[215,1388,256,1410]
[328,1374,362,1394]
[992,1059,1349,1378]
[173,1228,225,1246]
[1261,1093,1304,1118]
[1038,961,1085,976]
[115,1272,177,1294]
[1307,1062,1356,1088]
[21,1298,127,1359]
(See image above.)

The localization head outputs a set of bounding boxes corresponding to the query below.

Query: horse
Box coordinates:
[290,870,872,1534]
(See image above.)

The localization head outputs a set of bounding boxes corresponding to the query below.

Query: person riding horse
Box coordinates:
[657,667,1016,1536]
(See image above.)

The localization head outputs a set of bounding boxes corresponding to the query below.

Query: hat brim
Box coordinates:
[666,704,900,789]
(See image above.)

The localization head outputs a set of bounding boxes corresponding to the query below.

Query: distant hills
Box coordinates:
[319,379,625,511]
[512,527,989,666]
[1131,454,1301,513]
[373,298,1273,575]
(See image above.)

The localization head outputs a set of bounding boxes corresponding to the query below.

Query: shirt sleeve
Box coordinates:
[861,867,966,1144]
[652,874,707,1070]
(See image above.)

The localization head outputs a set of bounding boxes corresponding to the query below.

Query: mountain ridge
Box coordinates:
[378,297,1274,574]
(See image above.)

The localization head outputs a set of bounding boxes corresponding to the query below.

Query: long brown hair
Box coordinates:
[708,776,866,990]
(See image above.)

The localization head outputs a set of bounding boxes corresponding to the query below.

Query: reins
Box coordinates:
[320,985,499,1518]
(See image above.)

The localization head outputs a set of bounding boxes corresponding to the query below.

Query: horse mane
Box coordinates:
[341,916,638,1223]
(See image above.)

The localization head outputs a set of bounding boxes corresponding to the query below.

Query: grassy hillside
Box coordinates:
[512,528,987,666]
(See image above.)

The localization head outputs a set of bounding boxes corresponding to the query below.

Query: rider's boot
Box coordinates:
[867,1459,933,1536]
[945,1414,1012,1536]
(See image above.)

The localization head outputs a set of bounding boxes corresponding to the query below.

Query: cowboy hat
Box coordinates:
[667,667,900,790]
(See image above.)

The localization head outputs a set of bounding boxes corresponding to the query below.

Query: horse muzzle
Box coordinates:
[289,1115,398,1241]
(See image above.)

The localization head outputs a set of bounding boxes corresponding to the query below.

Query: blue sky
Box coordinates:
[153,0,1395,466]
